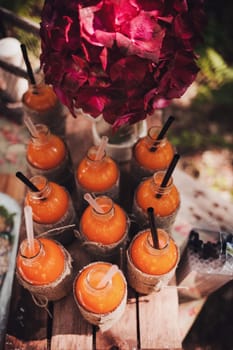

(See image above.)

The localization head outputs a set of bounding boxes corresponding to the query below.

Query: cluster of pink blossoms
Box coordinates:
[40,0,205,129]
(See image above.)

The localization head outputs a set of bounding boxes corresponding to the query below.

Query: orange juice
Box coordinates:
[22,82,66,136]
[26,123,76,195]
[76,146,120,211]
[22,83,57,111]
[133,171,180,232]
[131,126,174,184]
[130,229,178,275]
[17,238,65,285]
[25,175,76,244]
[76,146,119,192]
[134,128,174,170]
[25,177,69,224]
[127,229,179,294]
[136,173,180,217]
[77,196,129,261]
[80,196,127,245]
[75,262,126,313]
[16,237,73,301]
[27,124,66,170]
[74,262,127,330]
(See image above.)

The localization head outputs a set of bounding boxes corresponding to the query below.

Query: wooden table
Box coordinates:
[1,114,233,350]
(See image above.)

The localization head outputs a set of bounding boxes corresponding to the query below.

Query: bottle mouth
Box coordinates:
[152,171,173,195]
[146,229,169,252]
[92,196,114,216]
[86,264,112,291]
[87,146,106,162]
[28,175,51,199]
[31,124,50,142]
[148,126,167,145]
[19,238,42,259]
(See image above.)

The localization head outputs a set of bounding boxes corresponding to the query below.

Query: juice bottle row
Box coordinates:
[17,224,179,331]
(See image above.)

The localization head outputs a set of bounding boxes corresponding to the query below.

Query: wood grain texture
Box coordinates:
[51,240,93,350]
[138,287,182,349]
[96,288,138,350]
[5,336,47,350]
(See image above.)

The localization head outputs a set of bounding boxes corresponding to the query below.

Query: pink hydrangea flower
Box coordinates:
[40,0,205,128]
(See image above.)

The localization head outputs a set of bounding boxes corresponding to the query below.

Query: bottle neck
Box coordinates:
[19,238,45,265]
[91,196,114,220]
[84,264,112,295]
[28,175,51,200]
[146,126,167,149]
[150,171,173,196]
[144,229,169,256]
[86,146,106,165]
[31,124,51,146]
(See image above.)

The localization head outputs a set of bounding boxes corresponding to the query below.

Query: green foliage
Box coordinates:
[0,0,43,17]
[198,48,233,88]
[170,129,233,155]
[194,48,233,109]
[193,2,233,112]
[0,1,43,66]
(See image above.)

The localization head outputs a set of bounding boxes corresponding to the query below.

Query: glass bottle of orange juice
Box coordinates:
[76,144,120,210]
[126,228,179,294]
[74,261,127,330]
[25,175,77,245]
[22,82,67,136]
[26,123,75,194]
[133,171,180,233]
[16,237,73,302]
[131,124,174,185]
[77,195,129,261]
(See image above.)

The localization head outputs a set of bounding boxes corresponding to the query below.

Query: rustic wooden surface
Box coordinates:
[1,113,233,349]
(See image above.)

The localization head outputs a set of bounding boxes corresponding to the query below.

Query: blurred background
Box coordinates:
[0,1,232,349]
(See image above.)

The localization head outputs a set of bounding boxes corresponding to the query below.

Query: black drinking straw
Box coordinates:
[150,116,175,152]
[20,43,36,85]
[156,153,180,199]
[147,207,160,249]
[16,171,39,192]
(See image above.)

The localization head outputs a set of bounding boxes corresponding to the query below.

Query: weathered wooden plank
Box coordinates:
[5,336,47,350]
[178,297,207,341]
[138,286,182,349]
[51,238,93,350]
[96,288,138,350]
[51,294,93,350]
[3,271,48,349]
[51,333,92,350]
